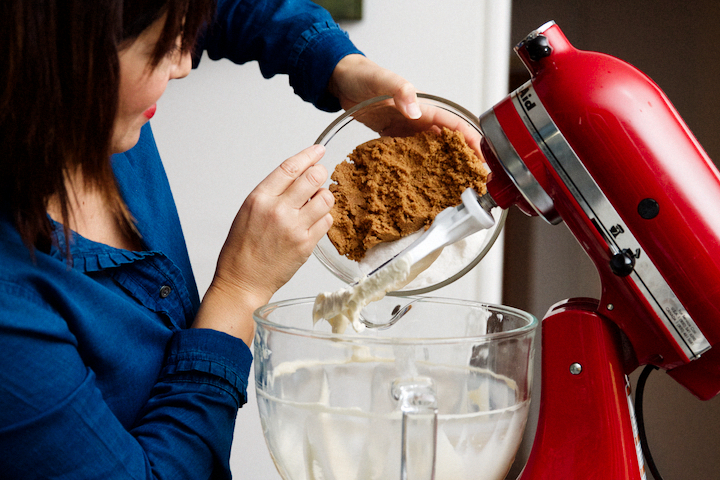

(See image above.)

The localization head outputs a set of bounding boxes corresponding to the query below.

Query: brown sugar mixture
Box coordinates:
[328,127,490,261]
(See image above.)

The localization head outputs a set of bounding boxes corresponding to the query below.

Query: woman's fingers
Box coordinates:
[252,144,334,238]
[256,144,326,201]
[391,80,421,120]
[302,189,334,234]
[287,163,329,210]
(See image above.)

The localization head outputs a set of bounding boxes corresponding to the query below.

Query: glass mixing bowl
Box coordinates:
[313,94,507,295]
[254,296,537,480]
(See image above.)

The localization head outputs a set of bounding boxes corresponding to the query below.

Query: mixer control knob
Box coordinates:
[525,35,553,61]
[610,249,636,276]
[637,198,660,219]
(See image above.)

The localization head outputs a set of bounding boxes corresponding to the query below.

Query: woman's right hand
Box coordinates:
[192,144,334,345]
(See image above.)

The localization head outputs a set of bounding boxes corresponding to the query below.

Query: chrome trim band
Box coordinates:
[510,82,710,359]
[479,109,560,224]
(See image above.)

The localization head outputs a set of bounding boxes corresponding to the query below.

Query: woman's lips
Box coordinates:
[143,104,157,119]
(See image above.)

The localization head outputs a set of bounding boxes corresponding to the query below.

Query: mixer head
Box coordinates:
[478,21,720,400]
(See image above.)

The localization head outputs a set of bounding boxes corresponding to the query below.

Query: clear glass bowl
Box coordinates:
[254,296,537,480]
[313,93,507,295]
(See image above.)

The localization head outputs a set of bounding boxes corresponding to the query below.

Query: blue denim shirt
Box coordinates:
[0,1,360,478]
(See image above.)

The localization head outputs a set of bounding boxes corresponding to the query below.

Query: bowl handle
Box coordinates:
[392,377,438,480]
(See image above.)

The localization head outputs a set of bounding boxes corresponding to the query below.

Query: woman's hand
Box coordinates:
[328,54,421,120]
[192,145,333,345]
[327,54,481,152]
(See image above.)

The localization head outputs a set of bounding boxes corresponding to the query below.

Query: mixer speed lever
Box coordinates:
[610,249,636,276]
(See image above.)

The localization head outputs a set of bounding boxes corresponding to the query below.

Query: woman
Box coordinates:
[0,0,420,477]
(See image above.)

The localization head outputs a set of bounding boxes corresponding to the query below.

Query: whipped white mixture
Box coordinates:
[257,359,529,480]
[313,205,495,333]
[358,228,487,291]
[313,254,414,333]
[313,249,442,333]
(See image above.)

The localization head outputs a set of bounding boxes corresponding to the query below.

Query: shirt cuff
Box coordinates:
[288,21,364,112]
[162,328,253,407]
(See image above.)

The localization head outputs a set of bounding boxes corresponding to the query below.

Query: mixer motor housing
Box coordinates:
[478,20,720,478]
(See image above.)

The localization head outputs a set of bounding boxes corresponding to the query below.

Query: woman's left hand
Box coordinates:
[327,54,481,151]
[193,145,333,345]
[328,54,421,120]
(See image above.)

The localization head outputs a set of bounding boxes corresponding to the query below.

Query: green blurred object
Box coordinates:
[313,0,362,20]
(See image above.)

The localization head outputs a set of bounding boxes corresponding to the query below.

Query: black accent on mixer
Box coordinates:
[610,249,636,276]
[637,198,660,219]
[525,35,552,62]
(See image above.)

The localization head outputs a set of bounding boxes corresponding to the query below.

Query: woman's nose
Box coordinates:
[173,50,192,79]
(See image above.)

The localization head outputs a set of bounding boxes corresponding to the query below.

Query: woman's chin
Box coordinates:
[111,129,143,155]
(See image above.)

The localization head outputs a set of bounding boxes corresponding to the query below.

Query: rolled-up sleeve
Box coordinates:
[161,328,252,408]
[132,328,253,479]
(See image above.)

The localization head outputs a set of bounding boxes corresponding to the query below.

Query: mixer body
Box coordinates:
[479,21,720,401]
[474,20,720,478]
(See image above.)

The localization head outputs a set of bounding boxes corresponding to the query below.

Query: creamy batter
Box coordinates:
[313,254,414,333]
[313,244,445,333]
[357,226,487,291]
[257,359,529,480]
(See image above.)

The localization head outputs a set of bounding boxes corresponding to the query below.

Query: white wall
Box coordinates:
[152,1,512,477]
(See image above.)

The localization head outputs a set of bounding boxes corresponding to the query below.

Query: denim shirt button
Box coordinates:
[159,285,172,298]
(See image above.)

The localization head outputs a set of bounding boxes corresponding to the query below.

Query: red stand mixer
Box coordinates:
[477,21,720,478]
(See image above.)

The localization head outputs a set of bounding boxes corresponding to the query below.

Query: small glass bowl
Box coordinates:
[313,93,507,295]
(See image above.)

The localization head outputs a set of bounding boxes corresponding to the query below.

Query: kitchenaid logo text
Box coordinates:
[518,86,537,111]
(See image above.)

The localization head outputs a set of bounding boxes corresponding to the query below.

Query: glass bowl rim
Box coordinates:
[253,296,539,345]
[312,93,508,295]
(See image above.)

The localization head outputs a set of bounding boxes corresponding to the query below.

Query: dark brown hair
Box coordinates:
[0,0,215,255]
